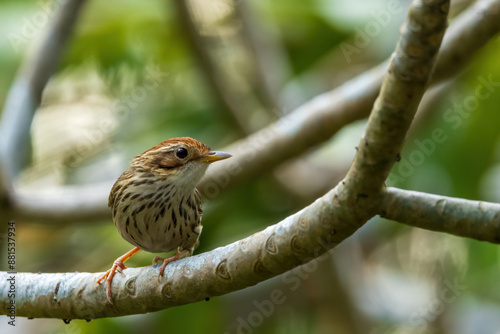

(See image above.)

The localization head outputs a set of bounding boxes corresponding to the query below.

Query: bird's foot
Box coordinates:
[96,247,141,304]
[96,259,127,304]
[153,249,190,280]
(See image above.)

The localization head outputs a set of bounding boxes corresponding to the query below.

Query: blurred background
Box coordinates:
[1,0,500,333]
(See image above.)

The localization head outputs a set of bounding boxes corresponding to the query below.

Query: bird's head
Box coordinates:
[131,137,231,189]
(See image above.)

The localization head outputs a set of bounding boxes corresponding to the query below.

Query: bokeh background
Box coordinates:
[1,0,500,333]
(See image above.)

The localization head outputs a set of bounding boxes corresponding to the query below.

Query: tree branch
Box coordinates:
[341,0,448,201]
[0,183,358,319]
[382,187,500,243]
[3,188,499,319]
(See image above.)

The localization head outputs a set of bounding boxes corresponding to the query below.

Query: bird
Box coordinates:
[96,137,231,303]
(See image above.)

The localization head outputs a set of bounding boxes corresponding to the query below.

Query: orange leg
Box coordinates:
[96,247,142,303]
[152,248,191,279]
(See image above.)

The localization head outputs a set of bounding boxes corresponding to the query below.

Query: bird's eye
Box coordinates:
[176,148,188,159]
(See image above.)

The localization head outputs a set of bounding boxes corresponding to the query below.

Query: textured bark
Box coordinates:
[2,188,499,319]
[342,0,448,201]
[0,186,357,319]
[382,187,500,242]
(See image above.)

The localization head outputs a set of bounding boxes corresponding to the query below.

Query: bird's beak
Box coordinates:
[198,151,232,163]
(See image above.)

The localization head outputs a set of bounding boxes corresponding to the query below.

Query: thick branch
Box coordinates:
[0,184,360,319]
[342,0,448,199]
[2,187,499,319]
[382,187,500,243]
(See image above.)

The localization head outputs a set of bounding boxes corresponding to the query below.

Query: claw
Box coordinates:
[153,248,191,281]
[96,261,124,304]
[95,247,141,304]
